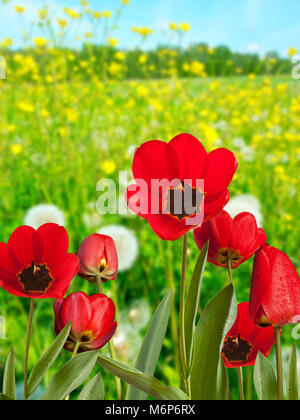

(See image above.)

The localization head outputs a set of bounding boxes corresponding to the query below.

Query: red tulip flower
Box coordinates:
[193,211,267,269]
[77,234,118,282]
[250,244,300,327]
[54,292,117,352]
[221,302,276,368]
[0,224,79,299]
[126,133,238,241]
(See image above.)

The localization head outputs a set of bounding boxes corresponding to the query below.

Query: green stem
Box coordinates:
[274,326,284,400]
[237,367,245,400]
[96,274,103,294]
[72,342,80,359]
[108,340,123,400]
[96,274,123,400]
[24,298,34,400]
[227,259,233,285]
[179,234,190,397]
[246,366,253,400]
[65,342,81,400]
[167,241,180,373]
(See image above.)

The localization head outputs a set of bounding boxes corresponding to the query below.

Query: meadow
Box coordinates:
[0,0,300,400]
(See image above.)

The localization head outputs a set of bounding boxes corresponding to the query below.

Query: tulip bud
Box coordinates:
[77,234,118,282]
[54,292,117,352]
[250,244,300,327]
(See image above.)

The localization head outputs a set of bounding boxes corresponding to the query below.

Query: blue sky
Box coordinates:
[1,0,299,56]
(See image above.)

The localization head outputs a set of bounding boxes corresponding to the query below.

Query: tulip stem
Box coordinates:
[96,274,123,400]
[237,367,245,400]
[179,234,190,398]
[24,298,34,400]
[96,274,103,294]
[274,327,284,400]
[227,260,233,285]
[72,342,80,359]
[65,343,81,400]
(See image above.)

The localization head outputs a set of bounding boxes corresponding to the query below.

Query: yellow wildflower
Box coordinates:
[180,23,191,32]
[108,38,119,47]
[11,144,23,155]
[14,6,25,13]
[101,160,116,175]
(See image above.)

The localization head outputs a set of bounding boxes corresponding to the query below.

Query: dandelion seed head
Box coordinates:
[24,204,66,229]
[98,225,138,271]
[225,195,263,228]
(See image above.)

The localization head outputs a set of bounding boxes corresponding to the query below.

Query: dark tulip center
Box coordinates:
[222,335,253,363]
[163,183,204,221]
[18,262,53,293]
[215,248,243,268]
[80,331,94,343]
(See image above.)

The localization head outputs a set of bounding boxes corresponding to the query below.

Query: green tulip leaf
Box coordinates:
[126,290,172,400]
[97,355,189,400]
[190,284,237,400]
[287,344,299,401]
[27,321,72,398]
[254,352,277,401]
[78,372,105,400]
[0,394,13,401]
[3,348,16,400]
[216,356,232,400]
[185,242,208,369]
[39,350,99,400]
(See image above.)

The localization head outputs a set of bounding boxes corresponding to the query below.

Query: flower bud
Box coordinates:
[250,244,300,327]
[77,234,118,282]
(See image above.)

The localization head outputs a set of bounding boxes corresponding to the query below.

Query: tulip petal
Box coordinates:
[243,228,267,260]
[132,140,180,186]
[146,214,193,241]
[83,322,117,351]
[230,213,257,255]
[204,189,230,221]
[53,298,65,331]
[204,149,238,196]
[89,294,116,337]
[261,246,300,326]
[46,253,79,299]
[36,224,69,267]
[8,226,36,269]
[249,247,271,323]
[193,211,233,259]
[169,133,207,182]
[61,292,92,337]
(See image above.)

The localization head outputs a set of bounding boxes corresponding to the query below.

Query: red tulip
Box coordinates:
[54,292,117,352]
[77,234,118,282]
[0,224,79,299]
[221,302,276,368]
[250,244,300,327]
[126,133,238,241]
[193,211,267,269]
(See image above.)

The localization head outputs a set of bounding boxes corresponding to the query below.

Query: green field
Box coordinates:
[0,74,300,399]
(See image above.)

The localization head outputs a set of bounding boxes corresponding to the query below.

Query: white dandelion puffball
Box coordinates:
[224,194,263,228]
[241,146,255,162]
[113,322,142,362]
[128,299,151,330]
[24,204,66,229]
[98,225,138,272]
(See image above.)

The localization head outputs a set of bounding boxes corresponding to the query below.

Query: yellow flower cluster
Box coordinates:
[131,26,154,37]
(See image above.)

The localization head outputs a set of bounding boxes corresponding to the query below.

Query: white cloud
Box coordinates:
[247,42,260,52]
